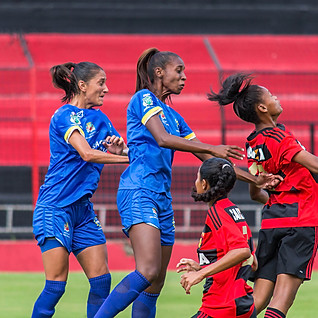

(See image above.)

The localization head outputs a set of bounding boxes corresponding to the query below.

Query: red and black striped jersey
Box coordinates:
[246,123,318,228]
[197,197,255,318]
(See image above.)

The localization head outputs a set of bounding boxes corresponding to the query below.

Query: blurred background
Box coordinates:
[0,0,318,271]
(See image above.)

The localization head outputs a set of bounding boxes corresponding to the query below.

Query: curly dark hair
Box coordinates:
[191,158,236,203]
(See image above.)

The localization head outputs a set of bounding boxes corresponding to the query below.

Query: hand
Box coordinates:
[180,271,204,295]
[103,136,125,155]
[255,172,283,189]
[211,145,245,161]
[176,258,201,273]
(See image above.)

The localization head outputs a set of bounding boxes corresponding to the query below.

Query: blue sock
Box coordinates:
[132,291,160,318]
[31,280,66,318]
[87,273,111,318]
[94,270,151,318]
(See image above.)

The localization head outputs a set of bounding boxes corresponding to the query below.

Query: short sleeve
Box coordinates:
[171,108,196,140]
[277,135,303,167]
[217,213,249,251]
[53,108,85,144]
[130,90,162,125]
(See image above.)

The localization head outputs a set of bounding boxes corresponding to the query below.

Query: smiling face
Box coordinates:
[161,56,186,95]
[84,69,109,108]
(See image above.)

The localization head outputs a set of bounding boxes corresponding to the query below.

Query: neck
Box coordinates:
[255,116,278,132]
[69,95,90,109]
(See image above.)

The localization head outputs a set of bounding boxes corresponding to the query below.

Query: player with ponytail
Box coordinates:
[32,62,128,318]
[208,73,318,318]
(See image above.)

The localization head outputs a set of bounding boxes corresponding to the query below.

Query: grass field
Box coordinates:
[1,271,318,317]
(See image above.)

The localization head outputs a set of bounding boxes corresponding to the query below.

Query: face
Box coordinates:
[161,56,186,95]
[260,86,283,117]
[194,168,206,195]
[84,69,109,108]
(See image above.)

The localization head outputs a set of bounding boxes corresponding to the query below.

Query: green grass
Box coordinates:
[0,271,318,317]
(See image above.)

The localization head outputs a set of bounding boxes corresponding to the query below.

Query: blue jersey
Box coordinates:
[119,89,195,196]
[36,104,121,208]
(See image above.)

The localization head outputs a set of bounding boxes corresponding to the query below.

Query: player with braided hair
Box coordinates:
[208,73,318,318]
[177,158,256,318]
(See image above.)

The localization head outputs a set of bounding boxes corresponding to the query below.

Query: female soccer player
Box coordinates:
[31,62,129,318]
[208,73,318,318]
[177,158,256,318]
[95,49,279,318]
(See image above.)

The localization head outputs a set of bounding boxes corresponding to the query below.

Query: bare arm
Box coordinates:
[180,248,251,294]
[69,130,129,164]
[292,149,318,174]
[145,115,244,160]
[249,183,269,204]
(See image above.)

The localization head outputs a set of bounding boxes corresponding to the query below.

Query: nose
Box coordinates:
[104,84,109,94]
[181,71,186,81]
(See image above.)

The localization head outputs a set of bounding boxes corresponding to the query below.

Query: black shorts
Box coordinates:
[252,227,318,282]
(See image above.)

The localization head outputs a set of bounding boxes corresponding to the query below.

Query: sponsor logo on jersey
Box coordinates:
[246,144,271,161]
[142,93,153,111]
[86,122,95,133]
[70,112,81,125]
[159,111,169,127]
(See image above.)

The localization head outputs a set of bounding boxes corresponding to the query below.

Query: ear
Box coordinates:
[202,179,208,191]
[257,103,267,113]
[78,80,87,93]
[154,66,164,79]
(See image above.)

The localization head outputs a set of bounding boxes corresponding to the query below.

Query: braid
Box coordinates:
[192,158,236,203]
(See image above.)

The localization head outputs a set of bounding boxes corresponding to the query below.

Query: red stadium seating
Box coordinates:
[1,34,318,166]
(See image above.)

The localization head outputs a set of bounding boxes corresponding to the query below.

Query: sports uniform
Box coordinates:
[33,104,121,254]
[117,89,195,245]
[246,123,318,281]
[192,197,255,318]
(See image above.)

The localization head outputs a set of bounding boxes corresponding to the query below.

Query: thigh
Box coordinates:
[129,223,162,281]
[269,273,303,314]
[76,244,109,279]
[41,246,69,281]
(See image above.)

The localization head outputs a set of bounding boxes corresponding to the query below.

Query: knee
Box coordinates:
[136,264,161,283]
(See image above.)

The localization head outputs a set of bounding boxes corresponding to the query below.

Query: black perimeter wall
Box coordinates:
[0,0,317,34]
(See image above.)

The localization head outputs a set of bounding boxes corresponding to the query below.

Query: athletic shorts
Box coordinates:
[252,227,318,282]
[33,195,106,254]
[117,188,175,246]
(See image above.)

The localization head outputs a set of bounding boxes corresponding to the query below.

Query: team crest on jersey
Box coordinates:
[142,93,153,110]
[159,111,169,127]
[246,144,271,161]
[86,122,95,133]
[64,222,69,232]
[93,217,102,228]
[70,112,81,125]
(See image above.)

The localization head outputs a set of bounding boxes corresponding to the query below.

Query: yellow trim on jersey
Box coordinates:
[242,254,254,267]
[184,132,196,140]
[141,106,162,125]
[64,126,85,144]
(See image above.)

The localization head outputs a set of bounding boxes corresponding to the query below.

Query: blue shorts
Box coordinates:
[33,195,106,254]
[117,189,175,246]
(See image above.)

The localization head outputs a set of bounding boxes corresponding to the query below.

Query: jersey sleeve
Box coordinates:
[217,212,250,251]
[130,90,163,125]
[103,114,121,138]
[53,108,85,144]
[277,135,303,167]
[171,108,196,140]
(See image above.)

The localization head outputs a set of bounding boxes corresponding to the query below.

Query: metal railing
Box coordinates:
[0,203,263,237]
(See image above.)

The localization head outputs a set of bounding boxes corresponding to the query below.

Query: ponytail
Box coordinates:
[50,61,103,103]
[207,73,263,124]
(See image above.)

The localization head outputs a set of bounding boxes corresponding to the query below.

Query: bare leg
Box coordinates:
[268,273,303,315]
[253,278,275,314]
